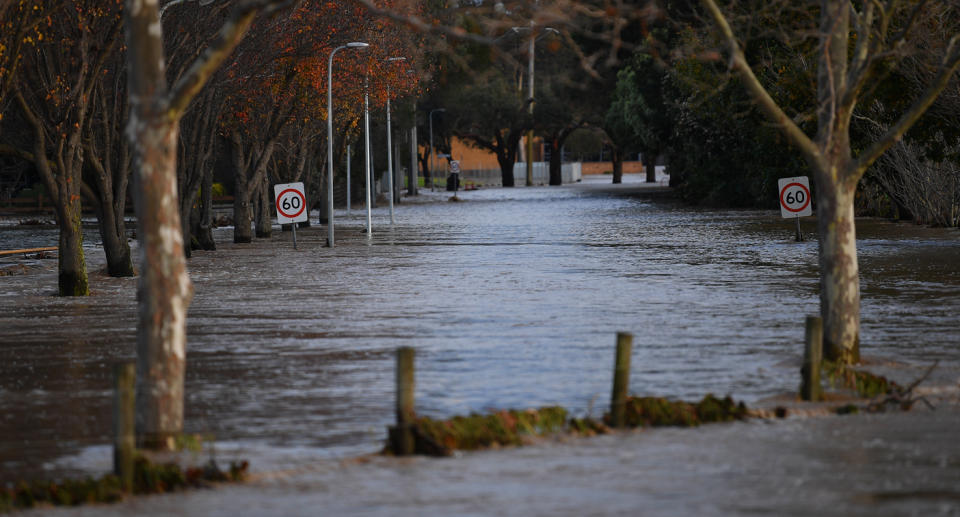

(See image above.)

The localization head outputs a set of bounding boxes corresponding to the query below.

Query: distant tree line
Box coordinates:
[413,0,959,227]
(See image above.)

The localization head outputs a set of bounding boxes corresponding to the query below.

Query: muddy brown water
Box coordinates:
[1,175,959,490]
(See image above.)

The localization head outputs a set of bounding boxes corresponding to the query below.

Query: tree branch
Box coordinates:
[166,0,294,121]
[854,39,960,177]
[700,0,821,166]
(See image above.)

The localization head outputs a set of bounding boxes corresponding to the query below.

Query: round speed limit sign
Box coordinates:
[274,182,308,224]
[778,176,812,218]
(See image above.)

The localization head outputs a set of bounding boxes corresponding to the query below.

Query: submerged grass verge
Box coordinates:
[385,394,750,457]
[388,407,570,456]
[0,457,248,514]
[612,394,750,428]
[824,361,902,399]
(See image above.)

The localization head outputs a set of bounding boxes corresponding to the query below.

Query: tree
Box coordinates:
[214,0,421,241]
[125,0,292,449]
[533,35,589,185]
[700,0,960,363]
[608,52,672,183]
[447,72,529,187]
[13,0,123,296]
[162,2,234,256]
[83,58,135,277]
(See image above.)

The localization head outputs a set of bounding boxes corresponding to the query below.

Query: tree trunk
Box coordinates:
[180,175,202,257]
[644,153,657,183]
[815,170,861,364]
[126,0,193,450]
[56,198,89,296]
[393,140,402,204]
[611,147,624,184]
[499,152,515,187]
[548,138,563,186]
[419,148,432,189]
[255,174,272,238]
[233,171,253,243]
[84,79,135,278]
[408,126,418,195]
[94,197,134,277]
[196,165,216,250]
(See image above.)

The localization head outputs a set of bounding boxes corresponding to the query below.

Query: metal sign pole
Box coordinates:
[292,223,298,250]
[795,214,802,242]
[346,144,351,213]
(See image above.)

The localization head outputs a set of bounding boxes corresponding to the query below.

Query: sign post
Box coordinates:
[274,182,308,249]
[449,160,460,196]
[778,176,813,242]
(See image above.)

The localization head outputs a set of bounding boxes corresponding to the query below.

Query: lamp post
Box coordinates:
[409,106,418,196]
[525,21,534,187]
[326,41,369,248]
[503,25,558,187]
[364,73,372,236]
[429,108,445,192]
[346,144,351,213]
[384,57,406,226]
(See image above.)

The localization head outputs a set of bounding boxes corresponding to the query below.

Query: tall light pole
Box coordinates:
[326,41,369,248]
[429,108,445,192]
[364,72,373,236]
[346,144,351,213]
[384,57,406,226]
[503,25,557,187]
[525,20,535,187]
[409,107,418,196]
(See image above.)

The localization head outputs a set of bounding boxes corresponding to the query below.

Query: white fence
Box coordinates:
[440,162,582,187]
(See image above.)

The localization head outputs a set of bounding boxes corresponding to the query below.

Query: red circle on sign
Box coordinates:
[779,182,811,213]
[276,188,306,218]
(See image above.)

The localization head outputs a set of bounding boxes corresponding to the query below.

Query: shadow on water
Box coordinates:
[1,178,958,484]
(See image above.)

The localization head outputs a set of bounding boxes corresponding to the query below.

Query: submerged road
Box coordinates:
[3,174,960,515]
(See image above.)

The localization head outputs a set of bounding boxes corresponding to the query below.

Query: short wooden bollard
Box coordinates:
[610,332,633,428]
[800,316,823,401]
[113,362,136,491]
[392,347,416,455]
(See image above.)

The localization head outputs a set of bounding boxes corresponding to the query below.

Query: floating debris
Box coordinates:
[0,264,30,277]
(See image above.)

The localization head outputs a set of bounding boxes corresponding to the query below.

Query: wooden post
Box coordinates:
[113,362,136,491]
[393,347,415,455]
[801,316,823,401]
[610,332,633,428]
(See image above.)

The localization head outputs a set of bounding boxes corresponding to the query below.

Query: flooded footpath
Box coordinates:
[1,174,959,515]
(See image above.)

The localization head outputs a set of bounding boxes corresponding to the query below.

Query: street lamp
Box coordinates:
[505,25,558,187]
[429,108,445,192]
[326,41,369,248]
[384,56,407,226]
[364,72,372,236]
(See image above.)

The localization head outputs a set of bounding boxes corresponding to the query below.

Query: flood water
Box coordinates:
[2,175,959,487]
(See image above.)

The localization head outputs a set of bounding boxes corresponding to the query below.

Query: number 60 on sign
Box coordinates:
[274,182,308,224]
[778,176,813,218]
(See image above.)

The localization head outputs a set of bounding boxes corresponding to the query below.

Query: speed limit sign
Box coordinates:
[274,182,308,224]
[778,176,813,218]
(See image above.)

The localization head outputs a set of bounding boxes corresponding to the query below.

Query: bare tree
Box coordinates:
[125,0,291,449]
[700,0,960,364]
[868,117,960,228]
